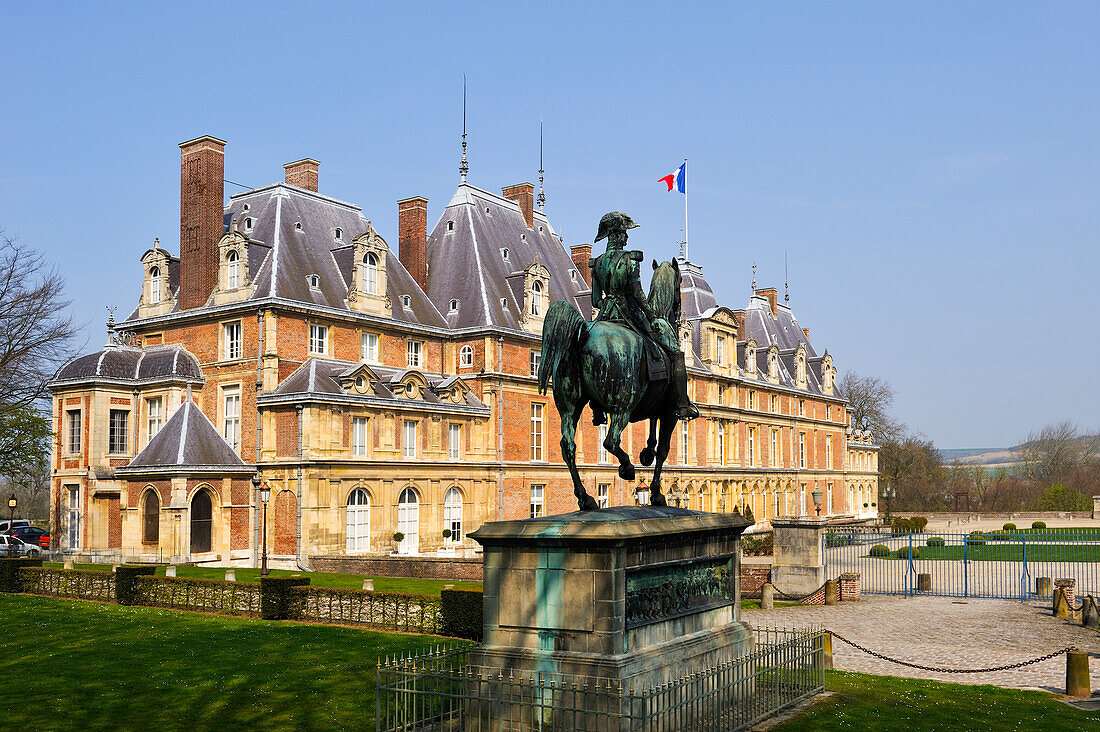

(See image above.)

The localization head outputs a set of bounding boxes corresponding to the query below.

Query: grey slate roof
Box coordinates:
[425,184,591,329]
[52,344,203,385]
[122,399,250,472]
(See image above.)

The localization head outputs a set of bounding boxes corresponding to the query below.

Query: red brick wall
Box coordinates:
[741,565,771,596]
[398,197,428,291]
[311,555,484,581]
[179,137,224,310]
[108,496,121,549]
[275,410,298,457]
[284,159,319,192]
[570,244,592,286]
[501,183,534,229]
[274,489,296,554]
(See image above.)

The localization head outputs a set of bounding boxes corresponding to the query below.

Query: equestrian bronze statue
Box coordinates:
[538,211,699,511]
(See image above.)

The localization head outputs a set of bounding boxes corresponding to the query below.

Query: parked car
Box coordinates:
[9,526,49,549]
[0,534,41,558]
[0,519,30,534]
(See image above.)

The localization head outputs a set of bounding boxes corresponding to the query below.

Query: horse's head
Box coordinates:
[648,258,683,327]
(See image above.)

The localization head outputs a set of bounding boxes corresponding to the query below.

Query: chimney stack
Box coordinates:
[397,197,428,292]
[755,288,779,317]
[570,244,592,287]
[803,328,811,339]
[178,135,226,310]
[284,159,319,192]
[501,183,535,229]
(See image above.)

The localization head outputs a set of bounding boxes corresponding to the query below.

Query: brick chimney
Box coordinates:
[397,197,428,291]
[178,136,226,310]
[501,183,535,229]
[570,244,592,287]
[732,310,745,337]
[284,159,319,192]
[803,328,811,339]
[755,288,778,317]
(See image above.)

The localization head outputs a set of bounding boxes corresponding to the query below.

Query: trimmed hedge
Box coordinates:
[134,576,261,616]
[295,587,442,633]
[742,533,774,556]
[260,576,311,619]
[965,533,986,547]
[0,558,43,592]
[441,588,483,640]
[887,516,928,534]
[869,544,890,558]
[1003,522,1017,531]
[116,565,157,605]
[896,546,919,559]
[1032,521,1047,529]
[926,536,945,547]
[21,567,114,601]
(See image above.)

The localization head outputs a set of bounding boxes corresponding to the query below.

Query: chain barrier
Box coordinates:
[771,584,824,603]
[825,629,1073,673]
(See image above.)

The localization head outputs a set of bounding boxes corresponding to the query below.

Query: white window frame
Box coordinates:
[681,422,689,465]
[227,250,240,289]
[67,486,80,549]
[361,332,379,363]
[717,422,726,466]
[222,385,241,451]
[529,484,544,518]
[403,420,417,459]
[309,324,328,355]
[459,345,473,367]
[716,336,725,365]
[530,350,540,377]
[108,409,129,455]
[530,280,542,316]
[799,432,806,469]
[448,423,461,460]
[364,253,379,294]
[444,488,463,543]
[747,427,756,467]
[149,266,161,303]
[346,489,370,553]
[407,340,423,368]
[352,417,368,456]
[66,409,81,455]
[826,435,833,470]
[598,424,609,464]
[224,321,242,360]
[597,483,610,509]
[771,428,779,468]
[146,397,163,441]
[530,403,545,461]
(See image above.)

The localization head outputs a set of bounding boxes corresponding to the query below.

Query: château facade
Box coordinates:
[49,136,879,565]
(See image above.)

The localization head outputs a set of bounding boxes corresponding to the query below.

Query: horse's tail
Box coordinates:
[538,301,587,395]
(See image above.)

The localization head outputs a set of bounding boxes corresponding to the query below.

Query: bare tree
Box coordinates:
[837,371,901,442]
[1019,421,1099,483]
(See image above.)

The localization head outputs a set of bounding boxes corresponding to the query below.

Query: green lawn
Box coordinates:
[44,562,482,595]
[775,670,1099,731]
[873,543,1100,562]
[0,594,443,730]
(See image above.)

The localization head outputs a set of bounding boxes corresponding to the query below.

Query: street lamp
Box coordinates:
[252,474,271,576]
[811,487,824,517]
[6,494,16,557]
[883,483,896,517]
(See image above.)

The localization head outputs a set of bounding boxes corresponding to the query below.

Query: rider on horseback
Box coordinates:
[590,212,700,422]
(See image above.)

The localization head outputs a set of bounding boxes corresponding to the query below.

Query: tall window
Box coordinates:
[716,336,726,365]
[799,433,806,469]
[364,253,379,294]
[403,420,417,458]
[771,429,779,468]
[529,350,540,377]
[352,417,368,456]
[444,488,463,542]
[448,424,461,459]
[397,488,418,554]
[597,483,610,509]
[222,386,240,450]
[798,400,805,417]
[826,435,833,470]
[108,409,129,454]
[749,391,758,410]
[598,423,609,464]
[771,395,779,412]
[774,489,781,518]
[681,422,689,464]
[227,250,240,289]
[826,483,833,515]
[146,397,163,440]
[309,324,328,355]
[346,489,370,552]
[224,321,242,360]
[190,490,212,554]
[747,427,756,467]
[361,332,379,363]
[407,340,422,367]
[530,403,544,461]
[636,486,650,506]
[67,486,80,548]
[530,280,543,316]
[460,345,473,367]
[798,484,806,516]
[66,410,81,454]
[529,484,544,518]
[717,422,726,465]
[142,490,160,543]
[149,266,161,303]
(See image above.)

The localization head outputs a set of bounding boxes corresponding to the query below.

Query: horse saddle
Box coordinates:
[642,335,669,383]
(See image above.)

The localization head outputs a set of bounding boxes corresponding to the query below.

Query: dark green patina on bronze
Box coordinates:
[538,212,699,511]
[625,555,737,628]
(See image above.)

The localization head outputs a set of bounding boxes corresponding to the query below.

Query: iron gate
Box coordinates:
[823,529,1100,600]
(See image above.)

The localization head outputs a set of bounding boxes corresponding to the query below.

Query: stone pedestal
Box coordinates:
[770,517,827,597]
[1093,495,1100,520]
[468,506,755,693]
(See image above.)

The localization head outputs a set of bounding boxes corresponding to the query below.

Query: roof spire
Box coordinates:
[459,74,469,184]
[784,250,790,305]
[105,305,117,344]
[751,260,757,291]
[537,119,546,212]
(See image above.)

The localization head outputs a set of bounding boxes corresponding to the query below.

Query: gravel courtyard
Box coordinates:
[745,594,1100,692]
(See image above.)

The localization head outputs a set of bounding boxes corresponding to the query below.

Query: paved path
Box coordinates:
[745,595,1100,692]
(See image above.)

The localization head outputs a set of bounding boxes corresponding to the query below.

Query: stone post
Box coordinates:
[224,569,236,582]
[165,565,177,577]
[760,583,775,610]
[1066,650,1090,697]
[839,572,861,601]
[1036,577,1052,598]
[1055,578,1077,609]
[362,578,374,591]
[63,560,73,570]
[917,573,932,593]
[1093,496,1100,520]
[824,579,839,606]
[770,517,827,597]
[821,632,834,670]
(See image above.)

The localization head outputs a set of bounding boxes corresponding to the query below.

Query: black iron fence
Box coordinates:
[293,587,443,634]
[375,626,824,732]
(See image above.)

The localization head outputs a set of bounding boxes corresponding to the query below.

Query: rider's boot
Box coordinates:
[672,352,700,421]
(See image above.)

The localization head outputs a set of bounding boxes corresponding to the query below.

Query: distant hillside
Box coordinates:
[940,447,1023,466]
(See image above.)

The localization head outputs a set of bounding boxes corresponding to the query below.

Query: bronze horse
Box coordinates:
[538,259,684,511]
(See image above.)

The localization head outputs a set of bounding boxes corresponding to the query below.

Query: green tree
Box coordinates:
[1034,484,1091,512]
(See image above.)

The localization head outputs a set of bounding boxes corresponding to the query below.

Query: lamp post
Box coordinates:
[883,483,896,517]
[252,474,271,576]
[811,487,824,517]
[6,494,16,557]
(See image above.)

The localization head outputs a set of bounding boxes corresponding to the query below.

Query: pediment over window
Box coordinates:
[433,375,472,404]
[520,257,551,333]
[138,243,175,317]
[338,363,381,394]
[347,222,392,316]
[212,223,253,306]
[389,369,430,400]
[744,337,758,375]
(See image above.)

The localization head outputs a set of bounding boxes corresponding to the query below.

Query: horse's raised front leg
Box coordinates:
[603,410,636,482]
[639,418,658,467]
[648,416,677,507]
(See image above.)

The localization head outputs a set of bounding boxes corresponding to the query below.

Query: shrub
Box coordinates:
[896,546,919,559]
[393,532,405,543]
[742,533,773,555]
[926,536,945,547]
[135,576,261,616]
[1032,521,1047,529]
[115,565,157,606]
[965,532,986,547]
[260,576,311,620]
[442,528,452,539]
[440,588,483,640]
[1003,522,1017,531]
[869,544,890,558]
[912,516,928,532]
[0,558,42,592]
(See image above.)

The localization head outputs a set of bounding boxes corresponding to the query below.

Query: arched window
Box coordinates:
[530,280,542,316]
[460,345,473,367]
[227,250,240,289]
[142,489,160,544]
[397,488,419,555]
[190,489,212,554]
[346,489,370,553]
[364,253,378,294]
[149,267,161,304]
[443,488,463,543]
[334,227,342,240]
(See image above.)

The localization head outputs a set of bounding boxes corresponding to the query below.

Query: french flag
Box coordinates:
[658,162,686,193]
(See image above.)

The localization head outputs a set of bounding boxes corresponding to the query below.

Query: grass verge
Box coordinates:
[774,670,1100,731]
[0,594,443,730]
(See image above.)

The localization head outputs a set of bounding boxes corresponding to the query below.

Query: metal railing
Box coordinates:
[824,529,1100,600]
[376,626,824,732]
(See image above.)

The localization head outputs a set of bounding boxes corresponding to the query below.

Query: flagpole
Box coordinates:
[682,158,689,261]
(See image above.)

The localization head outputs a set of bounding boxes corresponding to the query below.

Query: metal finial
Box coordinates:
[537,119,546,212]
[751,261,757,291]
[784,251,790,304]
[105,305,117,344]
[459,75,469,184]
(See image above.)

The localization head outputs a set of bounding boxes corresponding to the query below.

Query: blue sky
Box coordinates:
[2,2,1097,448]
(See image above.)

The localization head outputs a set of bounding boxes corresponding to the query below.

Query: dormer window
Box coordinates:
[401,295,411,308]
[334,227,342,240]
[149,266,161,304]
[295,222,303,231]
[460,345,473,367]
[521,233,527,241]
[500,298,508,309]
[485,207,491,214]
[309,274,320,290]
[530,280,543,316]
[405,382,416,397]
[446,220,455,231]
[243,217,254,232]
[501,248,509,262]
[449,299,459,312]
[363,253,378,294]
[538,226,544,232]
[242,204,250,212]
[226,250,240,289]
[570,270,577,282]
